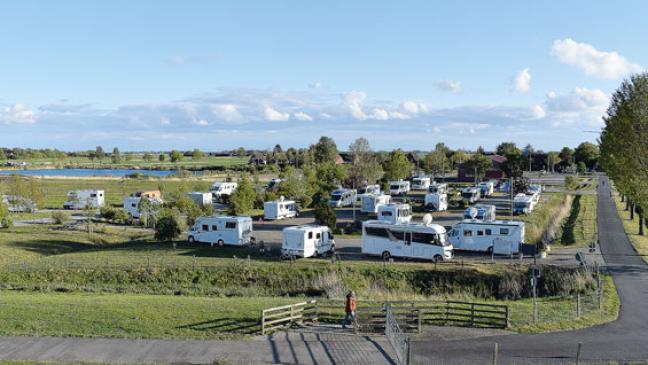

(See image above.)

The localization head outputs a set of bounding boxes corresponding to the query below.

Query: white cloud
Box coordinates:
[437,80,462,93]
[551,38,642,79]
[191,119,209,126]
[401,100,428,115]
[370,108,389,120]
[211,103,243,123]
[531,104,546,119]
[293,111,313,121]
[264,106,290,121]
[1,103,36,124]
[513,68,531,93]
[344,91,368,120]
[160,116,171,125]
[308,81,323,89]
[389,111,410,120]
[541,87,609,126]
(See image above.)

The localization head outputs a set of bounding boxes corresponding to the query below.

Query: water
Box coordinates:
[0,168,178,178]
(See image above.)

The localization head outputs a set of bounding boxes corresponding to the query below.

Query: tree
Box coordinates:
[229,174,256,215]
[170,150,183,163]
[424,148,450,177]
[143,153,153,162]
[559,147,574,169]
[574,142,599,170]
[450,150,467,170]
[314,194,337,231]
[158,154,166,162]
[476,146,485,154]
[546,152,560,172]
[6,174,42,211]
[464,153,492,182]
[0,200,10,229]
[192,148,204,161]
[155,209,183,241]
[312,136,338,164]
[171,194,202,226]
[348,137,383,186]
[577,161,587,174]
[111,147,121,164]
[496,142,521,156]
[382,149,411,181]
[236,147,246,157]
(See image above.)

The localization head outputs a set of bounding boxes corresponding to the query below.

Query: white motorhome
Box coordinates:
[187,192,213,209]
[281,225,335,258]
[448,219,525,255]
[362,217,452,262]
[210,182,238,202]
[463,204,497,221]
[424,193,448,212]
[63,190,105,210]
[361,194,391,214]
[389,180,411,196]
[428,183,448,195]
[264,197,298,220]
[329,189,357,208]
[477,181,495,197]
[123,191,163,219]
[357,184,380,197]
[187,216,254,246]
[1,195,36,213]
[513,193,536,215]
[377,203,412,224]
[411,176,431,190]
[461,187,481,203]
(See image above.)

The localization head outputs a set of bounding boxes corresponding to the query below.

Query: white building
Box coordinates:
[264,197,298,220]
[63,190,105,210]
[360,194,391,214]
[377,203,412,224]
[361,218,452,262]
[187,216,254,246]
[448,219,525,255]
[281,225,335,258]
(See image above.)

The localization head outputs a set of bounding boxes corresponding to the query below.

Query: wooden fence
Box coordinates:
[260,300,317,335]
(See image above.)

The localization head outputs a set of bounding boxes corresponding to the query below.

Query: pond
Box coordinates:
[0,168,180,178]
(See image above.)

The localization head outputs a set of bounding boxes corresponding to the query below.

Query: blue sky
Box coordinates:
[0,1,645,152]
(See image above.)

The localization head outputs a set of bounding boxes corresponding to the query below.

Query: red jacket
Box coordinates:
[345,295,356,313]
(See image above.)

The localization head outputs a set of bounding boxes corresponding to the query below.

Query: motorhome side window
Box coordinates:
[463,230,472,237]
[499,228,509,235]
[91,194,97,197]
[131,203,136,208]
[316,233,321,239]
[412,232,441,246]
[365,226,390,238]
[211,225,218,231]
[381,211,393,217]
[485,229,492,235]
[477,230,484,236]
[202,224,209,231]
[225,222,236,229]
[308,232,313,239]
[390,230,406,242]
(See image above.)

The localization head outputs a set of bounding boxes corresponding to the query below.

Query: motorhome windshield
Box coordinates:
[398,207,411,217]
[390,184,400,190]
[331,194,342,201]
[514,201,528,208]
[462,191,474,199]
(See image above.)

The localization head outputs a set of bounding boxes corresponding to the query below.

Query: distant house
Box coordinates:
[334,154,345,165]
[458,154,507,182]
[407,152,423,167]
[337,152,353,164]
[248,155,268,165]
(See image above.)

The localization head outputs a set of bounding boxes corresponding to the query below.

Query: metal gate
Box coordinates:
[385,304,411,365]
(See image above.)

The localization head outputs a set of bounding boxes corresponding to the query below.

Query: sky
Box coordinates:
[0,1,645,152]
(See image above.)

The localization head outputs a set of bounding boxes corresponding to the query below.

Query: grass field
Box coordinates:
[556,194,598,247]
[0,155,249,170]
[614,193,648,262]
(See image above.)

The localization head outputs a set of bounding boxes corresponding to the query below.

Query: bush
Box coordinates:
[99,206,118,221]
[51,211,69,225]
[0,217,12,229]
[155,210,184,241]
[314,203,337,231]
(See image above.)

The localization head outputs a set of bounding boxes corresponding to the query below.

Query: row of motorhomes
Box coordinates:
[513,184,543,215]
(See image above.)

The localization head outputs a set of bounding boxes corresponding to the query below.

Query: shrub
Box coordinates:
[314,202,337,231]
[51,211,69,225]
[0,217,12,229]
[155,210,184,241]
[99,206,118,221]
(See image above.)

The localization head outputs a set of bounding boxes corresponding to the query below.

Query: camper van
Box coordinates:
[329,189,357,208]
[357,184,380,197]
[477,182,495,197]
[463,204,497,221]
[428,183,448,195]
[448,219,525,255]
[377,203,412,224]
[281,225,335,258]
[1,195,36,213]
[63,190,105,210]
[513,193,536,215]
[187,216,254,246]
[361,194,391,214]
[461,187,481,203]
[187,192,213,209]
[361,217,452,262]
[123,191,163,219]
[210,182,238,202]
[264,197,298,220]
[389,180,411,196]
[411,176,431,190]
[424,193,448,212]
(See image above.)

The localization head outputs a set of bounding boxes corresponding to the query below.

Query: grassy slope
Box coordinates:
[614,193,648,262]
[556,194,598,247]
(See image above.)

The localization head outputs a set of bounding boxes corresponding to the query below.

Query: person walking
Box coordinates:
[342,290,357,330]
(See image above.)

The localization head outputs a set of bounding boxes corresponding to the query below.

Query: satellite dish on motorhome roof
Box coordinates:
[422,214,433,225]
[469,207,478,219]
[279,196,285,201]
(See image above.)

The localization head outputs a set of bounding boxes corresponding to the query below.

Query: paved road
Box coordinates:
[413,174,648,364]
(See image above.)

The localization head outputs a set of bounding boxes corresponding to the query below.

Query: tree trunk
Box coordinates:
[630,201,635,221]
[626,198,630,211]
[639,211,645,236]
[621,194,625,202]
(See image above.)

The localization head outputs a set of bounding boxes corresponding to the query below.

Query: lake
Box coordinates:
[0,168,179,178]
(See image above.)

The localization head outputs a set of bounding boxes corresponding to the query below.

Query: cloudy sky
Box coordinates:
[0,1,645,151]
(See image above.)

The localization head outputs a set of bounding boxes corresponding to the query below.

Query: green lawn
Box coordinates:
[556,194,597,247]
[0,155,248,170]
[614,193,648,262]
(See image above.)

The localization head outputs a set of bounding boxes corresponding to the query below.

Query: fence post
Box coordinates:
[598,284,603,310]
[260,309,265,335]
[492,342,499,365]
[575,342,582,365]
[576,294,581,318]
[147,256,151,271]
[470,303,475,327]
[192,255,196,271]
[406,337,412,365]
[417,309,422,334]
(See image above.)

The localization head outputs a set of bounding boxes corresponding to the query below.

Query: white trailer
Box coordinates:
[389,180,411,196]
[123,195,163,219]
[264,197,298,220]
[513,193,536,215]
[428,183,448,195]
[186,192,213,209]
[477,181,495,197]
[424,193,448,212]
[1,195,36,213]
[448,219,525,255]
[362,218,452,262]
[461,187,481,203]
[463,204,497,221]
[187,216,254,246]
[281,225,335,258]
[357,184,380,197]
[377,203,412,224]
[329,189,357,208]
[63,190,105,210]
[361,194,391,214]
[210,182,238,202]
[411,176,431,190]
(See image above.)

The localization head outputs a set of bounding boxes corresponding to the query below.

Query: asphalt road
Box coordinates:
[413,174,648,364]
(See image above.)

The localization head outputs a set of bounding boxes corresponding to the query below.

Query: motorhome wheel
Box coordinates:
[217,239,225,246]
[188,236,195,244]
[433,255,443,263]
[382,251,391,260]
[486,246,494,254]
